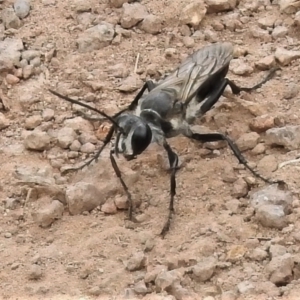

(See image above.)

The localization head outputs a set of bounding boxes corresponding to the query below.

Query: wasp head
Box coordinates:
[115,116,152,161]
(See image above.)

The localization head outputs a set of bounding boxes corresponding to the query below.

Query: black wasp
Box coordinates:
[49,42,284,237]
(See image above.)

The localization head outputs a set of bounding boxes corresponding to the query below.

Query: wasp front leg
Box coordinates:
[109,150,138,222]
[160,140,179,238]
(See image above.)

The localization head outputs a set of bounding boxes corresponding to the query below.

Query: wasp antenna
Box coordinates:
[49,89,122,131]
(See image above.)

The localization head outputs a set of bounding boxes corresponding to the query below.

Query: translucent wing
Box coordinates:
[150,42,234,103]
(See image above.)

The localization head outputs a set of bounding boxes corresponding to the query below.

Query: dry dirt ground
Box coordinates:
[2,0,300,299]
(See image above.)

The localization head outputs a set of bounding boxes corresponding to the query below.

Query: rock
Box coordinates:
[144,265,167,283]
[272,26,288,39]
[266,253,294,285]
[32,200,64,228]
[182,36,195,48]
[236,132,260,151]
[42,108,55,121]
[101,200,117,214]
[24,130,52,151]
[250,26,271,42]
[221,291,237,300]
[31,184,66,204]
[0,38,23,69]
[88,286,101,296]
[231,61,254,76]
[237,281,255,295]
[30,56,41,67]
[248,247,268,261]
[179,1,207,27]
[256,204,287,229]
[114,195,128,209]
[64,116,94,133]
[80,142,96,153]
[108,63,129,78]
[295,11,300,26]
[4,232,12,238]
[118,74,143,92]
[120,3,148,29]
[249,115,275,133]
[258,16,276,29]
[73,0,91,12]
[14,0,31,19]
[14,165,55,185]
[5,198,19,209]
[226,245,247,262]
[22,50,40,61]
[257,154,277,173]
[126,252,146,271]
[283,83,299,99]
[110,0,133,8]
[70,140,81,151]
[134,280,148,295]
[192,257,216,282]
[269,244,287,258]
[275,47,300,66]
[22,65,34,79]
[251,143,266,155]
[256,281,280,297]
[255,55,276,70]
[78,132,98,144]
[139,14,162,34]
[66,182,106,215]
[165,48,177,58]
[24,115,43,130]
[231,178,248,198]
[57,127,77,149]
[28,264,43,280]
[6,74,20,84]
[222,165,237,183]
[265,126,300,150]
[279,0,300,14]
[76,22,115,53]
[0,113,10,130]
[2,8,22,29]
[225,199,240,214]
[155,270,181,292]
[206,0,237,13]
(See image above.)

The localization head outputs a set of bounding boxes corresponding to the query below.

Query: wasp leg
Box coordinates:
[227,66,280,94]
[62,126,115,174]
[187,132,285,185]
[198,78,229,116]
[109,150,137,222]
[113,80,156,118]
[160,141,179,238]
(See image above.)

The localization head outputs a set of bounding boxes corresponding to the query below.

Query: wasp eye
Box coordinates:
[131,124,152,155]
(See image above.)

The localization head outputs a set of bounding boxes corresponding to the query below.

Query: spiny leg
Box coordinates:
[109,150,136,222]
[227,66,280,95]
[187,132,285,185]
[160,141,179,238]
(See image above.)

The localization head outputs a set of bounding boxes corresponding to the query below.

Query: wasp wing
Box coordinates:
[150,42,234,104]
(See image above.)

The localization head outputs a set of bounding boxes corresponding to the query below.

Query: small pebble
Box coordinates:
[28,264,43,280]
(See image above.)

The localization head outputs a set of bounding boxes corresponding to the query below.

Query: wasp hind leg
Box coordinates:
[185,132,285,186]
[227,66,280,94]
